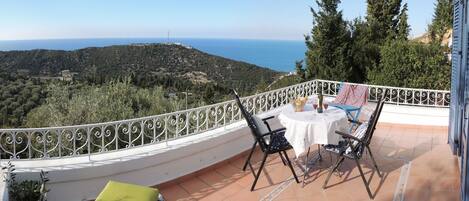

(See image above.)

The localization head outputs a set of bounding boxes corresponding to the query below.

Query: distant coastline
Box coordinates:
[0,38,306,72]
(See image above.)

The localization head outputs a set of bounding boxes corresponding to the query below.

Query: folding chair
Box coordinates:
[233,89,299,191]
[322,90,387,199]
[330,83,369,129]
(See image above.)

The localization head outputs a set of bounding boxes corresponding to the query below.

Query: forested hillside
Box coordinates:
[0,44,280,92]
[0,44,282,128]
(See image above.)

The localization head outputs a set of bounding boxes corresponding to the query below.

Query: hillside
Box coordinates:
[412,29,453,47]
[0,43,282,91]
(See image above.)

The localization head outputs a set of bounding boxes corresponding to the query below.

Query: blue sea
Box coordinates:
[0,38,307,73]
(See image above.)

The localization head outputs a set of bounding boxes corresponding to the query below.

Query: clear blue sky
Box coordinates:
[0,0,437,41]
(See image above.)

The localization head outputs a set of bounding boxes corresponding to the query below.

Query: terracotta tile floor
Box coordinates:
[157,123,460,201]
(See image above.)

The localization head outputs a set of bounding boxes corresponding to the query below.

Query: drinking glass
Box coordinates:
[324,103,329,110]
[313,103,318,110]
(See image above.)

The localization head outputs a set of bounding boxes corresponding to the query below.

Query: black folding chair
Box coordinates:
[241,114,288,172]
[233,89,300,191]
[322,91,387,199]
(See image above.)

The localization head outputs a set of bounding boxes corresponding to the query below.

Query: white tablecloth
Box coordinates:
[278,103,348,157]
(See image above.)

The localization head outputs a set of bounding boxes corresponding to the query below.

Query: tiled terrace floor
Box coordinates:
[157,123,460,201]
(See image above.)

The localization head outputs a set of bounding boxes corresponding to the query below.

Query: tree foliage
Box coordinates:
[366,0,405,43]
[0,75,46,128]
[295,60,306,81]
[429,0,453,43]
[305,0,449,89]
[25,80,185,127]
[305,0,412,83]
[305,0,351,81]
[396,3,410,40]
[368,40,450,89]
[348,18,377,83]
[362,0,409,77]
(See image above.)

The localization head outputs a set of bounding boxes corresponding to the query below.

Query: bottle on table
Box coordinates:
[317,90,323,113]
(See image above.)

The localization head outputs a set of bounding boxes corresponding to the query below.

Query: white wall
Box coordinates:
[380,104,448,126]
[359,103,449,126]
[9,122,254,201]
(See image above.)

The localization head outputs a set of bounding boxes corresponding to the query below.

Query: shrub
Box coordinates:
[26,80,184,127]
[2,162,49,201]
[367,40,450,90]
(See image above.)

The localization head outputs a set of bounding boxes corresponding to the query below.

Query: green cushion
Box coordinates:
[96,180,159,201]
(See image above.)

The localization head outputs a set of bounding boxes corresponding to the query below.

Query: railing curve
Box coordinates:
[316,79,450,107]
[0,79,449,159]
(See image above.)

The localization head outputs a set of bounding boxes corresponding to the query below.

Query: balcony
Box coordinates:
[0,79,457,201]
[157,123,458,201]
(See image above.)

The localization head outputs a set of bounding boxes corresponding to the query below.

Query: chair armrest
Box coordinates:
[262,116,275,122]
[260,127,286,137]
[335,130,364,143]
[261,116,277,132]
[331,104,361,111]
[348,119,362,125]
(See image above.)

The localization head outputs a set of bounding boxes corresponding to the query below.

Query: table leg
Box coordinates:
[302,147,311,187]
[301,145,324,187]
[317,144,322,161]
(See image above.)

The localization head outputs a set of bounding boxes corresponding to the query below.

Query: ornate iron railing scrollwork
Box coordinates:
[0,79,449,159]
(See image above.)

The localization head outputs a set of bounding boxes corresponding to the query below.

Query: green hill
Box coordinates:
[0,43,281,91]
[0,43,285,128]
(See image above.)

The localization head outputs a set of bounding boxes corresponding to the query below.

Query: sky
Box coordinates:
[0,0,437,41]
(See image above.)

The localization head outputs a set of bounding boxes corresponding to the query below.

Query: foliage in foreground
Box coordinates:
[25,80,186,127]
[3,161,49,201]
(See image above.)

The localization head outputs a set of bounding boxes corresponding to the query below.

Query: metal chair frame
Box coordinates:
[242,115,288,171]
[322,91,387,199]
[233,89,300,191]
[331,84,368,129]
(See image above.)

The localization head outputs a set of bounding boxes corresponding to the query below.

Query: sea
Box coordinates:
[0,38,307,73]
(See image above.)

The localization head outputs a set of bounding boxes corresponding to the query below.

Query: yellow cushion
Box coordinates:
[96,180,159,201]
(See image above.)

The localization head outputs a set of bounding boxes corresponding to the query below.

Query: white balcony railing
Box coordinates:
[316,79,450,107]
[0,79,450,159]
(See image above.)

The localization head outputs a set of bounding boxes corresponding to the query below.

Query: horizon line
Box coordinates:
[0,36,305,42]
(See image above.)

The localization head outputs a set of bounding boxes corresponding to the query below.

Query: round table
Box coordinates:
[278,103,348,157]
